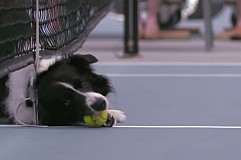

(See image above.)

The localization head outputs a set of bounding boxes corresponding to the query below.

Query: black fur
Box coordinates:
[0,76,8,118]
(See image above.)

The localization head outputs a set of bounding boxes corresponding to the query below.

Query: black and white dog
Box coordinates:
[0,54,126,126]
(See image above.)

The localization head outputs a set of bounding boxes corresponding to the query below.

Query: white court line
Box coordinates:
[114,125,241,129]
[1,125,241,129]
[97,62,241,67]
[106,73,241,78]
[0,125,48,128]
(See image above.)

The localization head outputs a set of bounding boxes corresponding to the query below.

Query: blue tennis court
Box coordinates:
[1,62,241,160]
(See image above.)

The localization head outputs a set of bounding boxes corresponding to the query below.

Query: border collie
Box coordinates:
[0,54,126,126]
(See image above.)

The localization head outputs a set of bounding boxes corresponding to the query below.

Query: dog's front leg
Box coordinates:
[107,110,126,123]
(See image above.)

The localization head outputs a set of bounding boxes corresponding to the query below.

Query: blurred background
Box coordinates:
[81,0,241,63]
[91,0,234,37]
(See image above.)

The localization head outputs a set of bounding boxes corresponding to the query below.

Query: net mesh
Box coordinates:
[0,0,112,78]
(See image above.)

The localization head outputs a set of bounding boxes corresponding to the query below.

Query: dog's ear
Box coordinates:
[70,54,98,64]
[68,54,98,69]
[83,54,98,64]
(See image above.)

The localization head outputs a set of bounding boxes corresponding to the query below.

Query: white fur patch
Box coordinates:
[57,82,109,112]
[37,56,62,74]
[108,110,127,123]
[5,65,35,124]
[37,52,84,74]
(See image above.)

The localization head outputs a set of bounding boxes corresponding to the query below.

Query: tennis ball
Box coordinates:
[83,110,108,127]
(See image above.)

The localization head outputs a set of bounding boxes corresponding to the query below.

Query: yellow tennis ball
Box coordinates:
[83,110,108,127]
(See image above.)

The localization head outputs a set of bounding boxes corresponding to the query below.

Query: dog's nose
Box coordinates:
[91,99,106,111]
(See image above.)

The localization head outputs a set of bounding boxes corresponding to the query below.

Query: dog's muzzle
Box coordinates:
[91,98,107,111]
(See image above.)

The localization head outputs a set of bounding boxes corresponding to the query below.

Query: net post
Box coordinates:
[123,0,139,57]
[33,0,40,125]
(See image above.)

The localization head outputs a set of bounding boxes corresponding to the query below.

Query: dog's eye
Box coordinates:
[64,99,71,106]
[81,82,88,88]
[74,81,88,89]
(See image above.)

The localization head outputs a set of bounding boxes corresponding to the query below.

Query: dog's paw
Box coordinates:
[108,110,126,123]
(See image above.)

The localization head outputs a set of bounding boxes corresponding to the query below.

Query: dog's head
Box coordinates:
[36,54,111,125]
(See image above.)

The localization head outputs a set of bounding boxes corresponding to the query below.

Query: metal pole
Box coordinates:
[124,0,139,56]
[34,0,40,125]
[202,0,214,51]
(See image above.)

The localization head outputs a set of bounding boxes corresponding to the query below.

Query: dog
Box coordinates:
[0,54,126,126]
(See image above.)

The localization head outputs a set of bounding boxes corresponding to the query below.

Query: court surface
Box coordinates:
[1,62,241,160]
